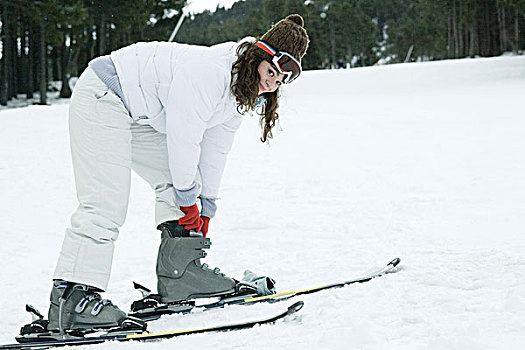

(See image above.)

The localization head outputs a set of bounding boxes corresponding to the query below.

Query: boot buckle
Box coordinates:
[91,299,109,316]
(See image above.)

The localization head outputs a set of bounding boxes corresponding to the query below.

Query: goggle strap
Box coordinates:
[254,41,277,56]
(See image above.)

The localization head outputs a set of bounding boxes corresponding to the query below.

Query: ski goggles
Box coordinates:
[254,41,302,84]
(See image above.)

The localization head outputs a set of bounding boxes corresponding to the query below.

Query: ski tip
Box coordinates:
[389,257,401,267]
[287,301,304,314]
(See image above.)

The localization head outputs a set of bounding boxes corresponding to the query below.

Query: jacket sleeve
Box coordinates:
[199,115,243,198]
[165,56,228,197]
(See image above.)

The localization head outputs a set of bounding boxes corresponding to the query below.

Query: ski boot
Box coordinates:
[156,220,238,302]
[47,281,146,334]
[16,281,146,343]
[130,220,276,318]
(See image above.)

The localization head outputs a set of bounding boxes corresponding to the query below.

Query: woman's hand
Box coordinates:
[201,216,211,237]
[179,204,204,232]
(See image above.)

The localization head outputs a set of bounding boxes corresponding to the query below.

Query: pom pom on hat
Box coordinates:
[286,14,304,27]
[260,14,310,61]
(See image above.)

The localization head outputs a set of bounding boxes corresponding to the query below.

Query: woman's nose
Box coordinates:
[268,76,278,90]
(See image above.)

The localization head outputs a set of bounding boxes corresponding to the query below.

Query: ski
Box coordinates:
[131,257,401,321]
[0,301,304,349]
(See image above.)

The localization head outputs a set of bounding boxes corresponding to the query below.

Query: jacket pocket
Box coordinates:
[136,107,167,133]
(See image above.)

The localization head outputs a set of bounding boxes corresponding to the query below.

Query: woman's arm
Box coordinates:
[198,116,243,199]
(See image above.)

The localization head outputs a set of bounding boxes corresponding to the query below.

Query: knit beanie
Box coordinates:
[260,14,310,62]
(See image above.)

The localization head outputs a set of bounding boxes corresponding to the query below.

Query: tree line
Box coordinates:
[0,0,185,105]
[0,0,523,106]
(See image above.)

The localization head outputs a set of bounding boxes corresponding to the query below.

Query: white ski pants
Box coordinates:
[53,67,186,291]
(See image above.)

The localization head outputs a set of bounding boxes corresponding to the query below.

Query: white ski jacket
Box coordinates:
[110,38,253,200]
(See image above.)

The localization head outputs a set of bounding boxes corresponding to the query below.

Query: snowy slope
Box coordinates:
[1,55,524,349]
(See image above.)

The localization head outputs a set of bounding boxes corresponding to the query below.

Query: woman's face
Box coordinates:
[257,60,285,95]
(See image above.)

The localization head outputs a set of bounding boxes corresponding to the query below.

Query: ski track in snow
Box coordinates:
[1,56,524,349]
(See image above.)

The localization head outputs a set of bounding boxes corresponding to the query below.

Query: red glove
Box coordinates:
[179,204,203,232]
[201,216,211,237]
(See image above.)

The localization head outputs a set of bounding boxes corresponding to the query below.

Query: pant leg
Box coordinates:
[53,67,132,291]
[130,123,199,226]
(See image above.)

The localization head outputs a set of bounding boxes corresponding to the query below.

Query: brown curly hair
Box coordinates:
[231,41,280,143]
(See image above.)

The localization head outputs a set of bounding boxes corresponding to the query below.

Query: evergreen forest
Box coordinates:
[1,0,524,105]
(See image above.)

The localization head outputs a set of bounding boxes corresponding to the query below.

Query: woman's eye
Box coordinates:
[276,81,282,86]
[269,70,274,77]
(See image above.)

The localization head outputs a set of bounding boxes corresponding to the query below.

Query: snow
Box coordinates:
[1,55,525,349]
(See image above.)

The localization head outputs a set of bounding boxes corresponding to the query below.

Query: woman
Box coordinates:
[47,14,309,333]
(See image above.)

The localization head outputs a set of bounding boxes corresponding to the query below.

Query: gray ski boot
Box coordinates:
[48,280,145,334]
[156,221,238,303]
[129,221,276,316]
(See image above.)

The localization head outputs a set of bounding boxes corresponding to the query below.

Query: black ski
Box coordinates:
[131,257,401,321]
[0,301,304,349]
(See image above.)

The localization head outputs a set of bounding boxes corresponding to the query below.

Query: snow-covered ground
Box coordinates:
[1,55,524,349]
